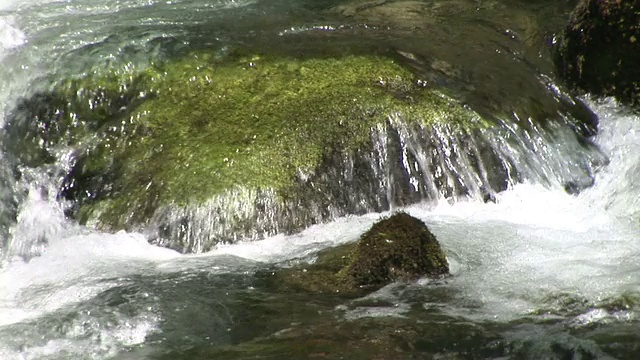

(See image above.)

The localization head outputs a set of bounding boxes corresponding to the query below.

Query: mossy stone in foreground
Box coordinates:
[345,211,449,288]
[62,53,481,234]
[270,212,449,294]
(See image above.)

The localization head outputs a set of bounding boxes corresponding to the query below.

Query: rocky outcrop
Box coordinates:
[3,0,608,252]
[555,0,640,104]
[4,53,498,252]
[267,212,449,294]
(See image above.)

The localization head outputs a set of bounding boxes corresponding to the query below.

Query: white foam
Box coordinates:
[211,214,380,263]
[579,98,640,223]
[0,313,159,360]
[0,231,179,326]
[0,16,26,52]
[402,182,640,320]
[572,308,637,327]
[340,303,411,321]
[0,1,23,12]
[179,179,640,323]
[424,182,610,231]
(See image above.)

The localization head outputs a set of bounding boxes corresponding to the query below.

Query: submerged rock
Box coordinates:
[555,0,640,104]
[161,315,499,360]
[268,212,449,294]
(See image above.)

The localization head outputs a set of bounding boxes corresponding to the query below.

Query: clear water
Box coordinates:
[1,0,639,359]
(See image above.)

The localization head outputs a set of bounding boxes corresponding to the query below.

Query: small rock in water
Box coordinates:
[345,211,449,289]
[563,176,595,196]
[267,212,449,294]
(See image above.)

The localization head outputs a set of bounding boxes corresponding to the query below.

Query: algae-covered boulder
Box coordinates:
[555,0,640,104]
[268,212,449,294]
[3,0,608,254]
[5,38,605,253]
[346,211,449,288]
[5,53,495,252]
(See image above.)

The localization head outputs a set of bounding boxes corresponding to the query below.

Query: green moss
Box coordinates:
[62,53,484,229]
[125,55,479,201]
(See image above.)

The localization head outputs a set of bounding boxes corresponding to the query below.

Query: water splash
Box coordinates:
[0,16,25,53]
[579,97,640,224]
[0,230,176,359]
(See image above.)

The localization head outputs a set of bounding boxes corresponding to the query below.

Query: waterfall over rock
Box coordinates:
[1,1,639,358]
[0,155,17,261]
[149,115,606,253]
[3,53,606,253]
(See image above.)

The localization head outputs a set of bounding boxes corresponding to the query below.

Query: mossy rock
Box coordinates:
[82,53,477,210]
[345,211,449,288]
[3,0,608,253]
[6,52,492,252]
[555,0,640,104]
[4,42,604,252]
[268,212,449,294]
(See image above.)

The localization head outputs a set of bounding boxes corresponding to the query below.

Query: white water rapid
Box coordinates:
[0,0,639,359]
[0,98,637,358]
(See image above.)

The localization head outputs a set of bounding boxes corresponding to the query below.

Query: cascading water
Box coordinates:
[1,0,639,359]
[149,115,606,253]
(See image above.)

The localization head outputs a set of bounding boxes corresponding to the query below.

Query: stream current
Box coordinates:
[1,0,639,359]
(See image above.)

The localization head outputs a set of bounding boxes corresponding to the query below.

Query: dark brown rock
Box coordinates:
[345,211,449,289]
[555,0,640,104]
[266,212,449,295]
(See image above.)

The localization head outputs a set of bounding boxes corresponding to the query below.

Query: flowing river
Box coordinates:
[1,0,639,359]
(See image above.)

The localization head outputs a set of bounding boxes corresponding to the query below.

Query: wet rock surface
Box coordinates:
[265,212,449,295]
[346,211,449,288]
[555,0,640,104]
[2,0,606,252]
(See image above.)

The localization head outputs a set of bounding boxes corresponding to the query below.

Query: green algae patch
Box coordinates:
[61,53,484,230]
[266,212,449,295]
